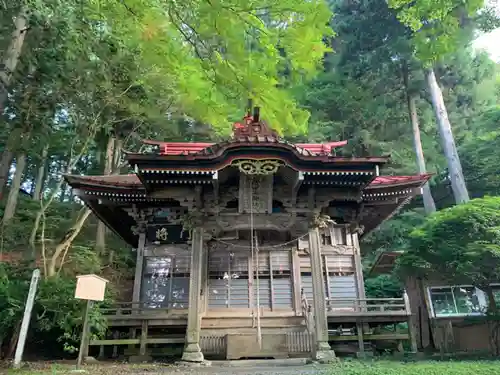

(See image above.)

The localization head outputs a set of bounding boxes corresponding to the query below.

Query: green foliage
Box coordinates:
[460,106,500,197]
[0,263,109,353]
[0,196,129,353]
[396,197,500,289]
[365,275,403,298]
[328,360,500,375]
[363,210,428,255]
[47,0,333,135]
[387,0,485,62]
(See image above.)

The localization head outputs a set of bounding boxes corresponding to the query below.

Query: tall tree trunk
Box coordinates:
[0,150,13,200]
[0,8,28,112]
[33,144,49,201]
[3,153,26,221]
[426,69,470,204]
[47,208,92,277]
[0,129,23,199]
[113,138,123,171]
[95,136,115,254]
[403,65,437,214]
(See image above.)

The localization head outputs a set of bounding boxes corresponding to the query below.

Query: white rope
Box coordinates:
[255,230,262,349]
[212,232,309,249]
[248,176,262,349]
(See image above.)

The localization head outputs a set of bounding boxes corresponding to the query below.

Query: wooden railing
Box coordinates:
[325,294,411,315]
[100,301,186,316]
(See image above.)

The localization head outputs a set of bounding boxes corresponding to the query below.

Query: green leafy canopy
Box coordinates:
[71,0,334,135]
[396,196,500,288]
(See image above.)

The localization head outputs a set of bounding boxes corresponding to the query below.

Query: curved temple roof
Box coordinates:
[64,109,432,246]
[65,173,431,190]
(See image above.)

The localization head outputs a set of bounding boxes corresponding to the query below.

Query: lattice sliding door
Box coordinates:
[206,248,293,310]
[208,250,250,308]
[252,250,293,309]
[299,254,357,310]
[141,255,191,308]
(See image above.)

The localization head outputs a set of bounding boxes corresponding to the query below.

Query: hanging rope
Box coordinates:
[255,230,262,349]
[248,175,262,349]
[212,232,309,249]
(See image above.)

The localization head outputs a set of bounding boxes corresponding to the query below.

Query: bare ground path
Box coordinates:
[0,361,330,375]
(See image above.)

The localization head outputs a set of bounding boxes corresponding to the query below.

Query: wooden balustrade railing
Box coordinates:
[325,296,410,314]
[100,301,185,316]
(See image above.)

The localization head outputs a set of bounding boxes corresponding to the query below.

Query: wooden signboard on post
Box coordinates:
[75,274,108,301]
[74,274,108,368]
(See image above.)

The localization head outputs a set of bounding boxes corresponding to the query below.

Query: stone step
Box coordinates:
[209,358,309,367]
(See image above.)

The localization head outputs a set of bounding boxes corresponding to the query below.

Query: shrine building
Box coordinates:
[64,107,430,362]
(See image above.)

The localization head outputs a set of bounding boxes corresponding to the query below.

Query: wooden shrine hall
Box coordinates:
[64,108,430,362]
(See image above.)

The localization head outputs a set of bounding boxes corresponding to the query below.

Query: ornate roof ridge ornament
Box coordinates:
[232,159,284,175]
[232,104,279,139]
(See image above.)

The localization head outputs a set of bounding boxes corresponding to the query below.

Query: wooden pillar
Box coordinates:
[200,242,208,314]
[352,232,366,301]
[181,227,205,362]
[140,320,148,356]
[308,227,336,361]
[404,290,418,353]
[132,232,146,304]
[356,322,365,358]
[292,248,302,315]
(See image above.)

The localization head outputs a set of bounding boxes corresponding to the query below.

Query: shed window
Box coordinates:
[428,286,485,317]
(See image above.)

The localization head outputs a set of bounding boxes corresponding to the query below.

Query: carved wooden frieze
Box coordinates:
[238,174,273,214]
[149,187,197,208]
[217,186,239,211]
[126,206,156,234]
[321,245,355,255]
[273,183,294,209]
[205,213,307,233]
[326,205,359,223]
[314,188,362,210]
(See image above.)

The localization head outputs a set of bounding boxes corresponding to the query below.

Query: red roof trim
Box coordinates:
[141,139,348,156]
[367,174,432,188]
[295,141,348,154]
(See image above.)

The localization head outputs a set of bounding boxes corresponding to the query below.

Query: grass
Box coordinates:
[329,360,500,375]
[2,360,500,375]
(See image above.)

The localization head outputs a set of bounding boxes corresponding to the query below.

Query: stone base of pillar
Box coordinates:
[314,342,337,364]
[181,343,204,363]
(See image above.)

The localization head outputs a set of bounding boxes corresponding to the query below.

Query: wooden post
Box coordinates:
[130,231,145,355]
[76,300,93,369]
[356,322,364,358]
[181,227,205,363]
[404,290,418,353]
[132,232,146,304]
[112,331,119,358]
[292,249,302,314]
[140,320,148,356]
[98,345,105,359]
[308,227,335,360]
[13,269,40,369]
